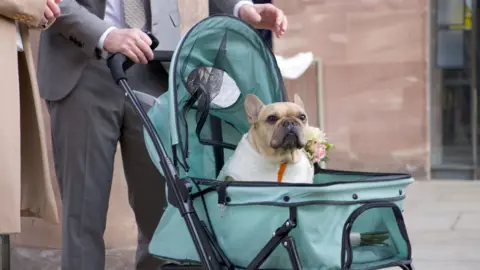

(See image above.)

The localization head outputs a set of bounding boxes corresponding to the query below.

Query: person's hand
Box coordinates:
[103,28,154,64]
[238,3,288,38]
[41,0,62,26]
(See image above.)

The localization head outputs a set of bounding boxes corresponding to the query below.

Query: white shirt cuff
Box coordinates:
[98,26,117,50]
[97,26,116,59]
[233,1,253,18]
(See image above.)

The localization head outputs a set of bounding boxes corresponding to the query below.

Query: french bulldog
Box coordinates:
[217,94,314,184]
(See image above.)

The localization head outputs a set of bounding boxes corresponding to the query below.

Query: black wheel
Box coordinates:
[399,263,415,270]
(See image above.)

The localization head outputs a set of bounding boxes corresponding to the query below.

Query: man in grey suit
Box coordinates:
[37,0,287,269]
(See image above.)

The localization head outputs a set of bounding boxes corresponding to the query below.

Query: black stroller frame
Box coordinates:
[107,28,415,270]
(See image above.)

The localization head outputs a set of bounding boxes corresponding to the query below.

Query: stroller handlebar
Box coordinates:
[107,32,174,83]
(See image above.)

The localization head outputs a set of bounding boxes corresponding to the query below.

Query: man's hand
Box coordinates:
[103,28,154,64]
[238,4,288,38]
[41,0,62,26]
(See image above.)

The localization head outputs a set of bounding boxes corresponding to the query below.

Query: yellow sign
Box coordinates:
[448,4,471,30]
[465,4,472,29]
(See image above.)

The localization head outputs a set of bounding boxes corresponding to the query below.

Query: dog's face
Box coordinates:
[244,94,308,162]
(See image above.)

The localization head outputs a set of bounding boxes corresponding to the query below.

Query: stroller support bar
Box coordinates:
[201,221,234,269]
[282,236,302,270]
[246,207,302,270]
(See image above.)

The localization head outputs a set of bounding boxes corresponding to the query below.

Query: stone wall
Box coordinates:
[274,0,430,178]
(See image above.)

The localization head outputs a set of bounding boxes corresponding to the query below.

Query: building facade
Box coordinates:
[276,0,479,181]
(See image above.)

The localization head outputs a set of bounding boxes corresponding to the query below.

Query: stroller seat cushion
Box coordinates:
[217,134,314,183]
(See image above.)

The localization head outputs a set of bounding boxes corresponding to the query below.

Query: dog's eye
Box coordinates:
[298,114,307,122]
[266,115,279,123]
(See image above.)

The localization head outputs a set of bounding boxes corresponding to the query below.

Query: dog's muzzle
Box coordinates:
[272,120,304,149]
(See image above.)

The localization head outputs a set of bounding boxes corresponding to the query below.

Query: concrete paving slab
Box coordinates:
[402,212,460,231]
[408,261,480,270]
[406,230,480,245]
[411,244,480,262]
[454,212,480,231]
[11,247,136,270]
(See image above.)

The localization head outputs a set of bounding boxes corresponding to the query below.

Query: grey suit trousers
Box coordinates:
[47,58,169,270]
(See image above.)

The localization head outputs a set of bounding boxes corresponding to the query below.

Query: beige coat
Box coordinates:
[0,0,59,234]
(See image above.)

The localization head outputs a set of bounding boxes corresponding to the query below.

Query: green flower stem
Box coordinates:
[350,231,390,246]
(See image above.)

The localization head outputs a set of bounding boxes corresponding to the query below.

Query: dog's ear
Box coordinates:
[293,94,305,109]
[244,94,264,124]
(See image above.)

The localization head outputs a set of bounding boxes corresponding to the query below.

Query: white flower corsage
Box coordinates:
[303,126,333,166]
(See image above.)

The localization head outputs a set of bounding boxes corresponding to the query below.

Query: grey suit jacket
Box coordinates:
[37,0,250,101]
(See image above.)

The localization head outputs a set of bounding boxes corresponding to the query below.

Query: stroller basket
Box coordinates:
[150,174,414,270]
[107,15,415,270]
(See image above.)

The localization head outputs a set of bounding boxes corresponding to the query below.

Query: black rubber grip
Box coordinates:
[107,31,160,83]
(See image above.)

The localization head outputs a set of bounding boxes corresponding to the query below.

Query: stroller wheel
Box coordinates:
[399,263,415,270]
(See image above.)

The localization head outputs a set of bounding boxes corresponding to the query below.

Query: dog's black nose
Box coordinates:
[282,119,298,129]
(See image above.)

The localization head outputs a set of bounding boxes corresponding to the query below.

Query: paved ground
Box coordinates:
[400,180,480,270]
[8,180,480,269]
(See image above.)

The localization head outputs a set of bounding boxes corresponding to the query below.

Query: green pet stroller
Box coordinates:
[107,15,415,270]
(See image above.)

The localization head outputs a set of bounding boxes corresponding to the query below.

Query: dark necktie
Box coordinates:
[123,0,147,29]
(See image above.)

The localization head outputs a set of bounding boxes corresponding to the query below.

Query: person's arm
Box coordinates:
[47,0,114,58]
[230,1,288,38]
[0,0,47,26]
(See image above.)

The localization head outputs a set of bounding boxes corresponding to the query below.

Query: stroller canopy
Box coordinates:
[145,15,287,179]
